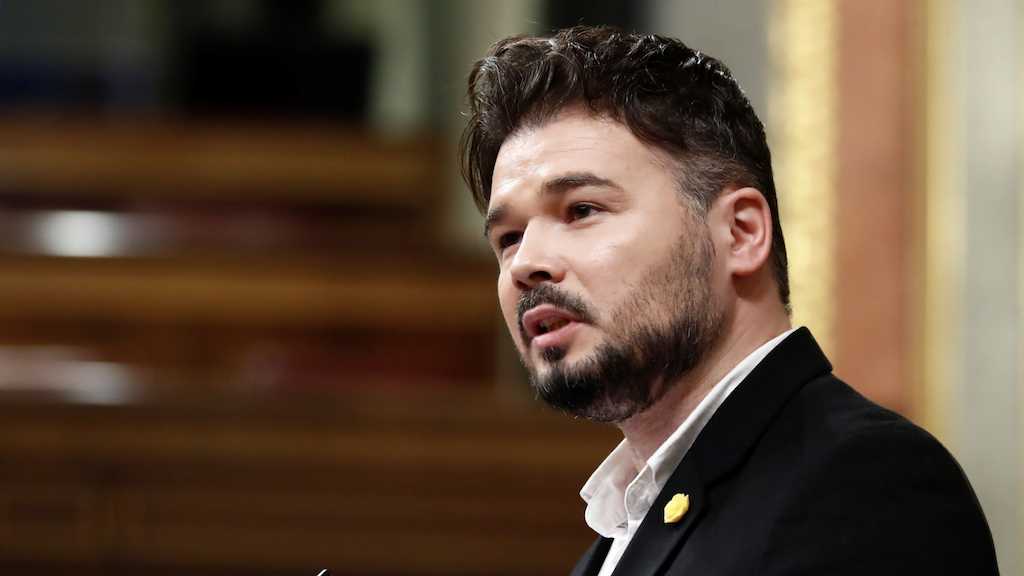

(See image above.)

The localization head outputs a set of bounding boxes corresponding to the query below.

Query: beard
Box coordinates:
[516,228,725,423]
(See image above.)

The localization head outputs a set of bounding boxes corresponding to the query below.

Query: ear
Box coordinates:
[712,187,773,278]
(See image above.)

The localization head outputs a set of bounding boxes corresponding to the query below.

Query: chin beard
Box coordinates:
[529,311,722,423]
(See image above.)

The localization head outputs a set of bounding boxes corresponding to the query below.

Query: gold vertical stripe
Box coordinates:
[920,0,963,447]
[768,0,839,354]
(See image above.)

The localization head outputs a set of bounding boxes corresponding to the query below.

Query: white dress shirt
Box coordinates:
[580,329,796,576]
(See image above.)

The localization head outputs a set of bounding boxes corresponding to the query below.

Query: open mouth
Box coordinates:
[521,304,584,343]
[537,317,570,334]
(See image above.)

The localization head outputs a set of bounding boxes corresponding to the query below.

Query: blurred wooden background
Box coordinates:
[0,394,615,576]
[0,117,619,575]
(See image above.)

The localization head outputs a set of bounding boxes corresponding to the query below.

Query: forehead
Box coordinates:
[488,109,677,209]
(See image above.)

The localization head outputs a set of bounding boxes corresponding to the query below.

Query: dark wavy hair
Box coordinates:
[459,25,789,309]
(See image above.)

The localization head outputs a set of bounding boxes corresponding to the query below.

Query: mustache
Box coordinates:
[517,284,595,338]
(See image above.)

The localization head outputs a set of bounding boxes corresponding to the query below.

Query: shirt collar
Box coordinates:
[580,328,797,538]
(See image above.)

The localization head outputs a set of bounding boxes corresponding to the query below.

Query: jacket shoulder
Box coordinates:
[759,375,999,574]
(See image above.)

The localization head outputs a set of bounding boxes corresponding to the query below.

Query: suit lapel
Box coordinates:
[688,327,831,483]
[610,457,706,576]
[570,537,612,576]
[609,328,832,576]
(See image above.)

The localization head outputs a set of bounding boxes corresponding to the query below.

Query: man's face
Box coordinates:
[485,108,725,422]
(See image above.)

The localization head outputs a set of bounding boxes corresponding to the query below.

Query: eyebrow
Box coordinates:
[483,172,621,238]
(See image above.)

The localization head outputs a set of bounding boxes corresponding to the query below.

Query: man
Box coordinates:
[460,26,998,575]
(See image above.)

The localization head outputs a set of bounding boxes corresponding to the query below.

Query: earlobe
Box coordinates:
[721,187,773,277]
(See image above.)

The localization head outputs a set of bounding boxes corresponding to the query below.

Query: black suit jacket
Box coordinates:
[571,328,998,575]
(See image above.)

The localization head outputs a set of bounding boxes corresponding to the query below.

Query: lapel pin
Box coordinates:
[663,493,690,524]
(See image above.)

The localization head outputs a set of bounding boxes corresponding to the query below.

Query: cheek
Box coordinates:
[574,232,655,296]
[576,238,686,324]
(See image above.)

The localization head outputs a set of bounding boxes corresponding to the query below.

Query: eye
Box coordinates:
[568,203,600,221]
[497,231,522,250]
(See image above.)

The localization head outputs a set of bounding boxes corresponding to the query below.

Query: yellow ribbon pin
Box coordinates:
[663,493,690,524]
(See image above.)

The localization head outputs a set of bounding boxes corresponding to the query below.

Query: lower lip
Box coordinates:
[531,321,584,350]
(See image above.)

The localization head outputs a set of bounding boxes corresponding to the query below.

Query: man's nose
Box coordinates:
[508,225,565,290]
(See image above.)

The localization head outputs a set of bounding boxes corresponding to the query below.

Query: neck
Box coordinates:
[616,306,791,466]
